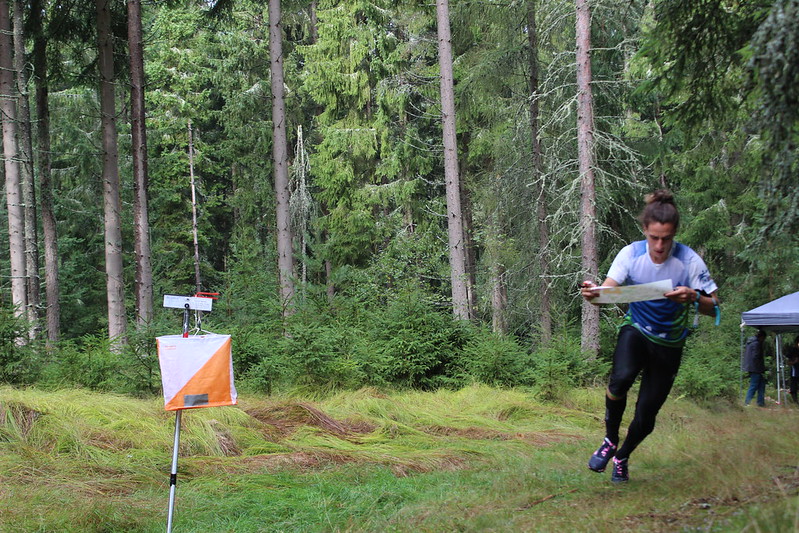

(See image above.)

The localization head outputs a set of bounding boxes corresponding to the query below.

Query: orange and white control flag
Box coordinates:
[156,334,237,411]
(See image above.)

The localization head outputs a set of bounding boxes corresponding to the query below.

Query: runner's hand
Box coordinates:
[581,281,601,301]
[664,286,696,304]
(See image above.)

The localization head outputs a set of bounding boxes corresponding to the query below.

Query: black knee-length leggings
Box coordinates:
[606,325,683,460]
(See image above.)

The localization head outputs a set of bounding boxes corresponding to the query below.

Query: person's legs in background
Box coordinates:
[756,373,766,407]
[745,372,763,406]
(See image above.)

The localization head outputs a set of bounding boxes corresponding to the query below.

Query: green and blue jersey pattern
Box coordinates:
[606,240,718,346]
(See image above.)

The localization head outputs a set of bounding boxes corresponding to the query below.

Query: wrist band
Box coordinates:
[692,291,721,327]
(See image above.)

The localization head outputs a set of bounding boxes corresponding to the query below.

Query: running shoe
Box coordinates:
[611,457,629,483]
[588,437,616,472]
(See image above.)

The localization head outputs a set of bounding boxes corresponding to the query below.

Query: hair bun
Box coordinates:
[645,189,675,205]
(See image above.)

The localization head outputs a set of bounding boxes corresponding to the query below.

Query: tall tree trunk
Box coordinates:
[13,0,40,335]
[460,171,477,320]
[309,1,318,43]
[0,0,27,324]
[31,0,59,344]
[491,261,508,334]
[96,0,127,344]
[188,121,201,293]
[128,0,153,326]
[436,0,469,320]
[269,0,296,316]
[527,0,551,344]
[576,0,599,356]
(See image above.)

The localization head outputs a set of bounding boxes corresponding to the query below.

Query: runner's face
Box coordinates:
[644,222,676,264]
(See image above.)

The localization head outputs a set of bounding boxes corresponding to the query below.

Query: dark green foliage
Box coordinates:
[0,306,38,385]
[748,0,799,237]
[38,335,121,390]
[460,330,533,388]
[360,290,473,389]
[276,297,370,391]
[241,296,373,394]
[285,319,367,390]
[675,350,737,402]
[35,322,168,395]
[15,291,742,403]
[635,0,799,288]
[529,335,605,400]
[236,284,586,395]
[56,235,107,339]
[120,321,173,396]
[244,290,473,393]
[235,327,293,395]
[750,1,799,149]
[216,229,282,327]
[343,229,450,307]
[637,0,771,124]
[675,323,742,401]
[226,325,282,378]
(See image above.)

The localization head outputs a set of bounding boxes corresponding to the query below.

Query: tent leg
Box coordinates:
[740,328,745,404]
[167,410,182,533]
[776,336,784,406]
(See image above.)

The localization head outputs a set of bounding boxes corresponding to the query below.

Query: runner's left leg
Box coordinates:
[615,340,682,460]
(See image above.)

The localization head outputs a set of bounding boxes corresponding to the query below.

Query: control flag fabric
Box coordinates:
[157,334,237,411]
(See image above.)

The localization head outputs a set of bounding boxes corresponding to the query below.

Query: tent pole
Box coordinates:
[739,327,745,403]
[167,408,182,532]
[775,335,783,406]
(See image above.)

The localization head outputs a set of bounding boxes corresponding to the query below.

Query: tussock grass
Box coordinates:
[1,384,797,532]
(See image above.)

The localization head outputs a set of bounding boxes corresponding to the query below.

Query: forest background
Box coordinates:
[0,0,798,401]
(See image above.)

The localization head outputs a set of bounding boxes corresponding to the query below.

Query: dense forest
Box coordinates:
[0,0,797,398]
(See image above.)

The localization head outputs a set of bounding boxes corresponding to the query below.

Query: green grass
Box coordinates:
[1,384,797,532]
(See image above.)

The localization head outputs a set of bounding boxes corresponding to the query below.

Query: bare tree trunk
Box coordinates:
[290,125,310,291]
[31,0,59,344]
[460,174,477,320]
[309,1,318,43]
[491,262,508,334]
[0,0,27,324]
[269,0,296,316]
[188,121,201,293]
[527,0,551,344]
[436,0,469,320]
[128,0,153,326]
[576,0,599,356]
[96,0,127,345]
[13,0,40,335]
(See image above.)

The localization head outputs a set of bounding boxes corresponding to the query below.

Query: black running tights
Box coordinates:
[605,325,683,461]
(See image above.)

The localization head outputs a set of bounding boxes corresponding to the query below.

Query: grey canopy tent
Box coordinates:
[740,291,799,405]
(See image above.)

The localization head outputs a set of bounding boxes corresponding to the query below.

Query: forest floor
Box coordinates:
[0,384,797,532]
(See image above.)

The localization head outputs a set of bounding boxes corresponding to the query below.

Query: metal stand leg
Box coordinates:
[167,410,182,533]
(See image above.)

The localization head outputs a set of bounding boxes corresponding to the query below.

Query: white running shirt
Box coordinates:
[606,240,718,345]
